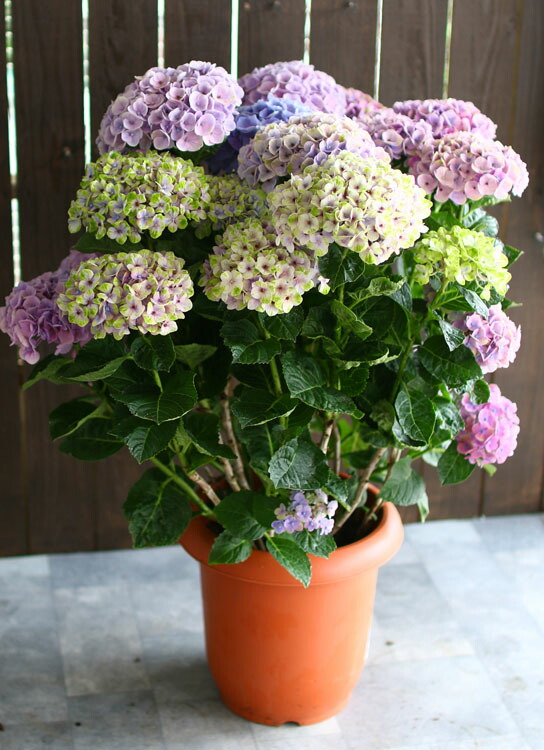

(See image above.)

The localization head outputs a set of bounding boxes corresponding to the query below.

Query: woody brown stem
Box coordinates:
[187,470,221,506]
[333,421,342,475]
[219,457,241,492]
[333,446,387,534]
[320,418,335,453]
[220,377,250,490]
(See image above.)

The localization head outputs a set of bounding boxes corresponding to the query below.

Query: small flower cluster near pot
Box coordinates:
[0,60,526,586]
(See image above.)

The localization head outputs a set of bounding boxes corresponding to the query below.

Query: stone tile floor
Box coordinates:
[1,514,543,750]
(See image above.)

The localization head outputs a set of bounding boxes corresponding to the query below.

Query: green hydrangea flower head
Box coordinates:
[411,226,510,298]
[68,151,210,243]
[196,174,267,237]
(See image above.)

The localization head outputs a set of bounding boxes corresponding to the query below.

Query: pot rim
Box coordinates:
[180,497,404,587]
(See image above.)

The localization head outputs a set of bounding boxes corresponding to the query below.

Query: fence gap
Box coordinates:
[157,0,165,67]
[373,0,383,101]
[230,0,239,77]
[4,0,19,284]
[81,0,91,165]
[442,0,454,97]
[303,0,312,64]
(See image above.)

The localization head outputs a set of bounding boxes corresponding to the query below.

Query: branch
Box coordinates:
[219,457,241,492]
[187,470,221,506]
[220,377,250,490]
[332,446,387,534]
[333,421,342,475]
[320,418,334,453]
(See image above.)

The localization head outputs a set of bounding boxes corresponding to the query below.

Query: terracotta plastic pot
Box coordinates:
[180,498,404,726]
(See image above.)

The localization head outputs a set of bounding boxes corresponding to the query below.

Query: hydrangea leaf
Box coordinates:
[75,233,143,253]
[67,338,129,382]
[259,307,304,340]
[208,531,252,565]
[183,411,236,459]
[265,535,311,587]
[115,371,196,423]
[291,530,336,559]
[231,387,297,428]
[350,276,405,303]
[131,336,175,372]
[394,386,436,445]
[455,284,489,318]
[462,208,499,237]
[231,364,272,391]
[123,469,192,547]
[438,319,466,351]
[214,491,276,541]
[434,398,464,436]
[317,243,366,290]
[338,364,369,396]
[49,398,100,441]
[124,419,179,463]
[59,418,124,461]
[23,355,74,390]
[330,300,373,340]
[268,436,331,490]
[419,335,482,387]
[472,379,491,405]
[437,442,476,485]
[174,343,217,369]
[380,457,428,507]
[301,305,337,340]
[221,319,282,364]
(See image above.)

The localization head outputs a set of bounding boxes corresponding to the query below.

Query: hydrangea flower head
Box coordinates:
[0,251,97,364]
[357,108,435,161]
[200,174,267,232]
[238,112,389,190]
[342,86,384,119]
[411,226,510,299]
[68,151,210,243]
[410,131,529,204]
[456,384,519,465]
[206,96,314,174]
[269,151,432,263]
[96,61,243,154]
[57,250,193,339]
[455,305,521,373]
[272,489,338,535]
[238,60,346,115]
[201,218,328,315]
[393,98,497,140]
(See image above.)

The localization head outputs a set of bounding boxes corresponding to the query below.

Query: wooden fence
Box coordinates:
[0,0,542,555]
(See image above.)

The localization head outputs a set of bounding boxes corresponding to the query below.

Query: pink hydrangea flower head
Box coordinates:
[342,86,384,119]
[96,61,243,154]
[0,250,97,364]
[238,112,389,190]
[392,98,497,140]
[409,131,529,204]
[357,107,435,161]
[455,305,521,374]
[456,384,520,465]
[238,60,346,115]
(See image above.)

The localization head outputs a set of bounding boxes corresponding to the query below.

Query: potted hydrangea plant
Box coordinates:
[0,59,526,726]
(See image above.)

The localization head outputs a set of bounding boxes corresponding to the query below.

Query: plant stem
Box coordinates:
[219,457,240,492]
[333,447,387,534]
[220,377,250,490]
[150,457,215,517]
[269,356,283,397]
[152,369,163,390]
[320,417,335,453]
[186,470,221,506]
[333,421,342,475]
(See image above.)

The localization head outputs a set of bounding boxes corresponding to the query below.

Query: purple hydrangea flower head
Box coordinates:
[392,98,497,140]
[68,151,210,244]
[409,131,529,204]
[201,218,329,316]
[456,384,520,466]
[454,305,521,374]
[96,61,244,155]
[357,108,435,161]
[0,251,97,364]
[238,112,389,190]
[57,250,193,339]
[238,60,346,115]
[342,86,384,119]
[272,489,338,536]
[269,151,432,262]
[206,96,315,174]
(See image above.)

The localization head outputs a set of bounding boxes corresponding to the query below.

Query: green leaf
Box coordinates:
[75,232,142,253]
[115,371,197,423]
[301,305,336,340]
[49,398,98,440]
[174,343,217,369]
[291,530,336,559]
[351,275,405,303]
[455,285,489,318]
[183,411,235,459]
[318,243,365,290]
[123,469,192,547]
[23,355,73,390]
[437,441,476,485]
[125,419,179,463]
[238,424,276,473]
[380,457,428,508]
[231,387,297,428]
[435,398,464,436]
[269,436,330,490]
[230,364,271,390]
[472,379,490,405]
[462,208,499,237]
[281,351,361,416]
[259,307,304,340]
[330,300,373,340]
[208,531,252,564]
[370,400,396,432]
[131,336,175,372]
[214,490,276,541]
[68,338,128,381]
[59,418,124,460]
[221,319,281,364]
[338,365,369,396]
[419,335,482,387]
[389,282,413,312]
[438,319,466,351]
[266,535,311,586]
[341,339,393,366]
[394,386,436,445]
[502,244,523,267]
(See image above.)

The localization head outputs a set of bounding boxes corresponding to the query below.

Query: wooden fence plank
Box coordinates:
[89,0,158,155]
[0,8,25,556]
[165,1,231,70]
[481,0,544,515]
[238,0,306,77]
[379,0,448,105]
[310,0,377,94]
[12,0,95,553]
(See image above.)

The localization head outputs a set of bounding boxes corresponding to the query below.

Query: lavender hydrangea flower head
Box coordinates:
[342,86,384,119]
[357,108,435,161]
[272,489,338,535]
[57,250,193,339]
[411,226,511,299]
[238,112,389,190]
[201,218,328,315]
[454,305,521,374]
[68,151,210,244]
[206,96,315,174]
[96,61,243,154]
[392,98,497,140]
[268,151,432,262]
[456,384,520,466]
[238,60,346,115]
[0,251,97,364]
[409,131,529,204]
